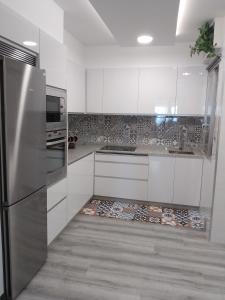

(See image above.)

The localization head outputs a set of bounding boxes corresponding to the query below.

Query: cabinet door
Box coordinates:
[173,157,203,206]
[40,30,66,89]
[176,66,207,115]
[67,153,94,221]
[47,198,67,245]
[148,156,175,203]
[67,60,85,113]
[47,178,67,211]
[86,69,103,113]
[0,2,39,52]
[103,68,139,113]
[139,67,177,114]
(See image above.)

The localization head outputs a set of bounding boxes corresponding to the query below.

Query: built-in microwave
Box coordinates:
[46,86,66,131]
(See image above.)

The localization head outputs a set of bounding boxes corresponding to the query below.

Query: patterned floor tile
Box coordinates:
[80,198,206,231]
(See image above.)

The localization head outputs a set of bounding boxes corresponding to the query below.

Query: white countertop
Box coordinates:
[68,144,205,165]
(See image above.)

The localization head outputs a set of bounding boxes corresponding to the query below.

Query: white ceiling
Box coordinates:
[55,0,225,47]
[89,0,179,46]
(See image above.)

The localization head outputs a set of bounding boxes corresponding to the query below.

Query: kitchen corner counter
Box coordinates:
[68,144,206,165]
[68,144,102,165]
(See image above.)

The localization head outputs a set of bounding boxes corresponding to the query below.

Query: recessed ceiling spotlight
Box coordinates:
[137,35,153,45]
[182,72,191,76]
[23,41,37,47]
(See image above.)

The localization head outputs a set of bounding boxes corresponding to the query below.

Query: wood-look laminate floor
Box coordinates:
[17,214,225,300]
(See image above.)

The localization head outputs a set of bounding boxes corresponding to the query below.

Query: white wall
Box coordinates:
[210,17,225,244]
[0,0,64,43]
[84,43,204,68]
[64,30,85,65]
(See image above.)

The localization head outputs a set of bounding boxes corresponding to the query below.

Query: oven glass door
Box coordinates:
[46,95,61,122]
[47,140,66,175]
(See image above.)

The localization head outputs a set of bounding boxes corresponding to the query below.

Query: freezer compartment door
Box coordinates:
[1,56,46,205]
[3,187,47,300]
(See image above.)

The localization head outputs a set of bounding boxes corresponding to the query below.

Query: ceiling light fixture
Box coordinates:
[176,0,187,36]
[182,72,191,76]
[23,41,37,47]
[137,35,153,45]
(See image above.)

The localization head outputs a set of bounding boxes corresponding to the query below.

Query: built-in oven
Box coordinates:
[46,86,66,131]
[46,129,67,186]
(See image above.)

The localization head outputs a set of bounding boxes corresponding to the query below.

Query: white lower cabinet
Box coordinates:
[148,156,175,204]
[47,178,67,211]
[148,156,203,206]
[95,177,148,200]
[67,153,94,222]
[47,178,68,245]
[47,198,67,245]
[94,153,149,201]
[173,157,203,206]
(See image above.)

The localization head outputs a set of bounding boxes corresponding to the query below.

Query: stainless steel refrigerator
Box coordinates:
[0,55,47,299]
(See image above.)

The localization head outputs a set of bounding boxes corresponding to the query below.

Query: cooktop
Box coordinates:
[100,145,136,152]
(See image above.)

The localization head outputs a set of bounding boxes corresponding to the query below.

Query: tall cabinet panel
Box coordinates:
[148,156,175,203]
[67,154,94,222]
[103,68,139,113]
[139,67,177,114]
[86,69,103,113]
[0,215,4,297]
[176,66,207,115]
[67,60,85,113]
[40,30,66,89]
[173,157,203,206]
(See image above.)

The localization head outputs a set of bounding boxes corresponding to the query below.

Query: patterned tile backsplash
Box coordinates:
[68,114,207,149]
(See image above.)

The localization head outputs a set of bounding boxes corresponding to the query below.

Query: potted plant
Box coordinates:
[190,22,218,63]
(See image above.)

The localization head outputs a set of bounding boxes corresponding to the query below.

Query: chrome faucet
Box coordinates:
[179,126,188,151]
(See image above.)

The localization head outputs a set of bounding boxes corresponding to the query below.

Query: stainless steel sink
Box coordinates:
[168,149,194,155]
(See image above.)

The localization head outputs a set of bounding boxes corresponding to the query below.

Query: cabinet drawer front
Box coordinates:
[47,178,67,211]
[69,153,94,176]
[47,198,67,245]
[94,177,148,201]
[95,153,148,164]
[95,161,148,180]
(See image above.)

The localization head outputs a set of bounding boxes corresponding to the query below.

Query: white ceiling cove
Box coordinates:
[89,0,180,46]
[55,0,225,47]
[55,0,115,46]
[176,0,225,42]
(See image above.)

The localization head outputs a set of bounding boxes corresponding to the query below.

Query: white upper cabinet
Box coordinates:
[86,69,104,113]
[0,2,39,52]
[103,68,139,113]
[139,67,177,115]
[176,66,207,115]
[85,66,207,115]
[148,156,175,204]
[67,60,85,113]
[173,157,203,206]
[40,30,66,89]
